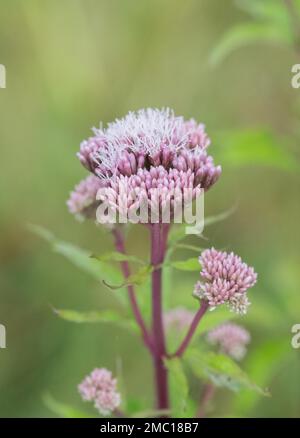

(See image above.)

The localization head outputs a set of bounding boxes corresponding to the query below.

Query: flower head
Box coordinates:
[207,323,251,360]
[78,368,121,416]
[194,248,257,314]
[164,307,195,331]
[78,108,220,181]
[72,108,221,224]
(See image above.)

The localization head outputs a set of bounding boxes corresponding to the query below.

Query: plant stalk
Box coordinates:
[112,228,155,355]
[151,224,169,412]
[173,300,209,357]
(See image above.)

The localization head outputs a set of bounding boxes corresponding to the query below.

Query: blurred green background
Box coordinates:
[0,0,300,417]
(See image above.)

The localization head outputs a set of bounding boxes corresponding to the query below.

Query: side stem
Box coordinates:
[173,300,209,357]
[112,228,155,355]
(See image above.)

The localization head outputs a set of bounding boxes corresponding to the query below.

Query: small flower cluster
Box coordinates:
[68,108,221,222]
[164,307,195,331]
[194,248,257,314]
[78,368,121,416]
[67,175,104,220]
[207,323,251,360]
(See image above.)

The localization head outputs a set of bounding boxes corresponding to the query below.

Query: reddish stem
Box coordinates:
[151,224,169,412]
[112,228,155,355]
[173,300,209,357]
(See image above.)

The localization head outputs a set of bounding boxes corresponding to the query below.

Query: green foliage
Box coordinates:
[92,251,146,265]
[186,349,269,396]
[130,408,171,418]
[168,207,235,248]
[53,308,137,332]
[214,129,297,171]
[210,0,292,65]
[103,265,153,289]
[28,224,123,285]
[170,257,200,272]
[232,338,291,415]
[43,393,93,418]
[164,358,189,417]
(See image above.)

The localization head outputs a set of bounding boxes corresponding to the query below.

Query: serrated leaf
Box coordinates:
[164,357,189,417]
[53,308,137,332]
[186,350,269,396]
[170,257,200,271]
[43,393,93,418]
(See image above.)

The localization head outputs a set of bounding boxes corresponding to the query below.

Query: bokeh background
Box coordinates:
[0,0,300,417]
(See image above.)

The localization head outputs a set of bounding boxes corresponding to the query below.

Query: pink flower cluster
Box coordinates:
[68,108,221,222]
[97,166,203,223]
[67,175,104,220]
[78,368,121,416]
[164,307,195,331]
[207,323,251,360]
[194,248,257,314]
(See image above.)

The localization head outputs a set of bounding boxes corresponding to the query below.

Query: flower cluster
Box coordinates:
[164,307,195,331]
[194,248,257,314]
[67,175,104,220]
[69,108,221,223]
[207,323,251,360]
[78,368,121,416]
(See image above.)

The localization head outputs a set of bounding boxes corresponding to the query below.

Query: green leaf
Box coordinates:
[43,393,93,418]
[171,243,204,253]
[168,207,234,246]
[210,22,291,66]
[170,257,200,271]
[232,338,291,414]
[92,251,145,265]
[186,350,269,396]
[27,223,55,242]
[214,129,297,171]
[164,358,189,417]
[236,0,290,27]
[104,265,153,289]
[54,241,122,283]
[28,224,123,286]
[53,308,137,332]
[204,205,236,227]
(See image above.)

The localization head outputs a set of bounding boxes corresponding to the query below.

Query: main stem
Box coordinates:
[112,228,155,355]
[151,224,169,412]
